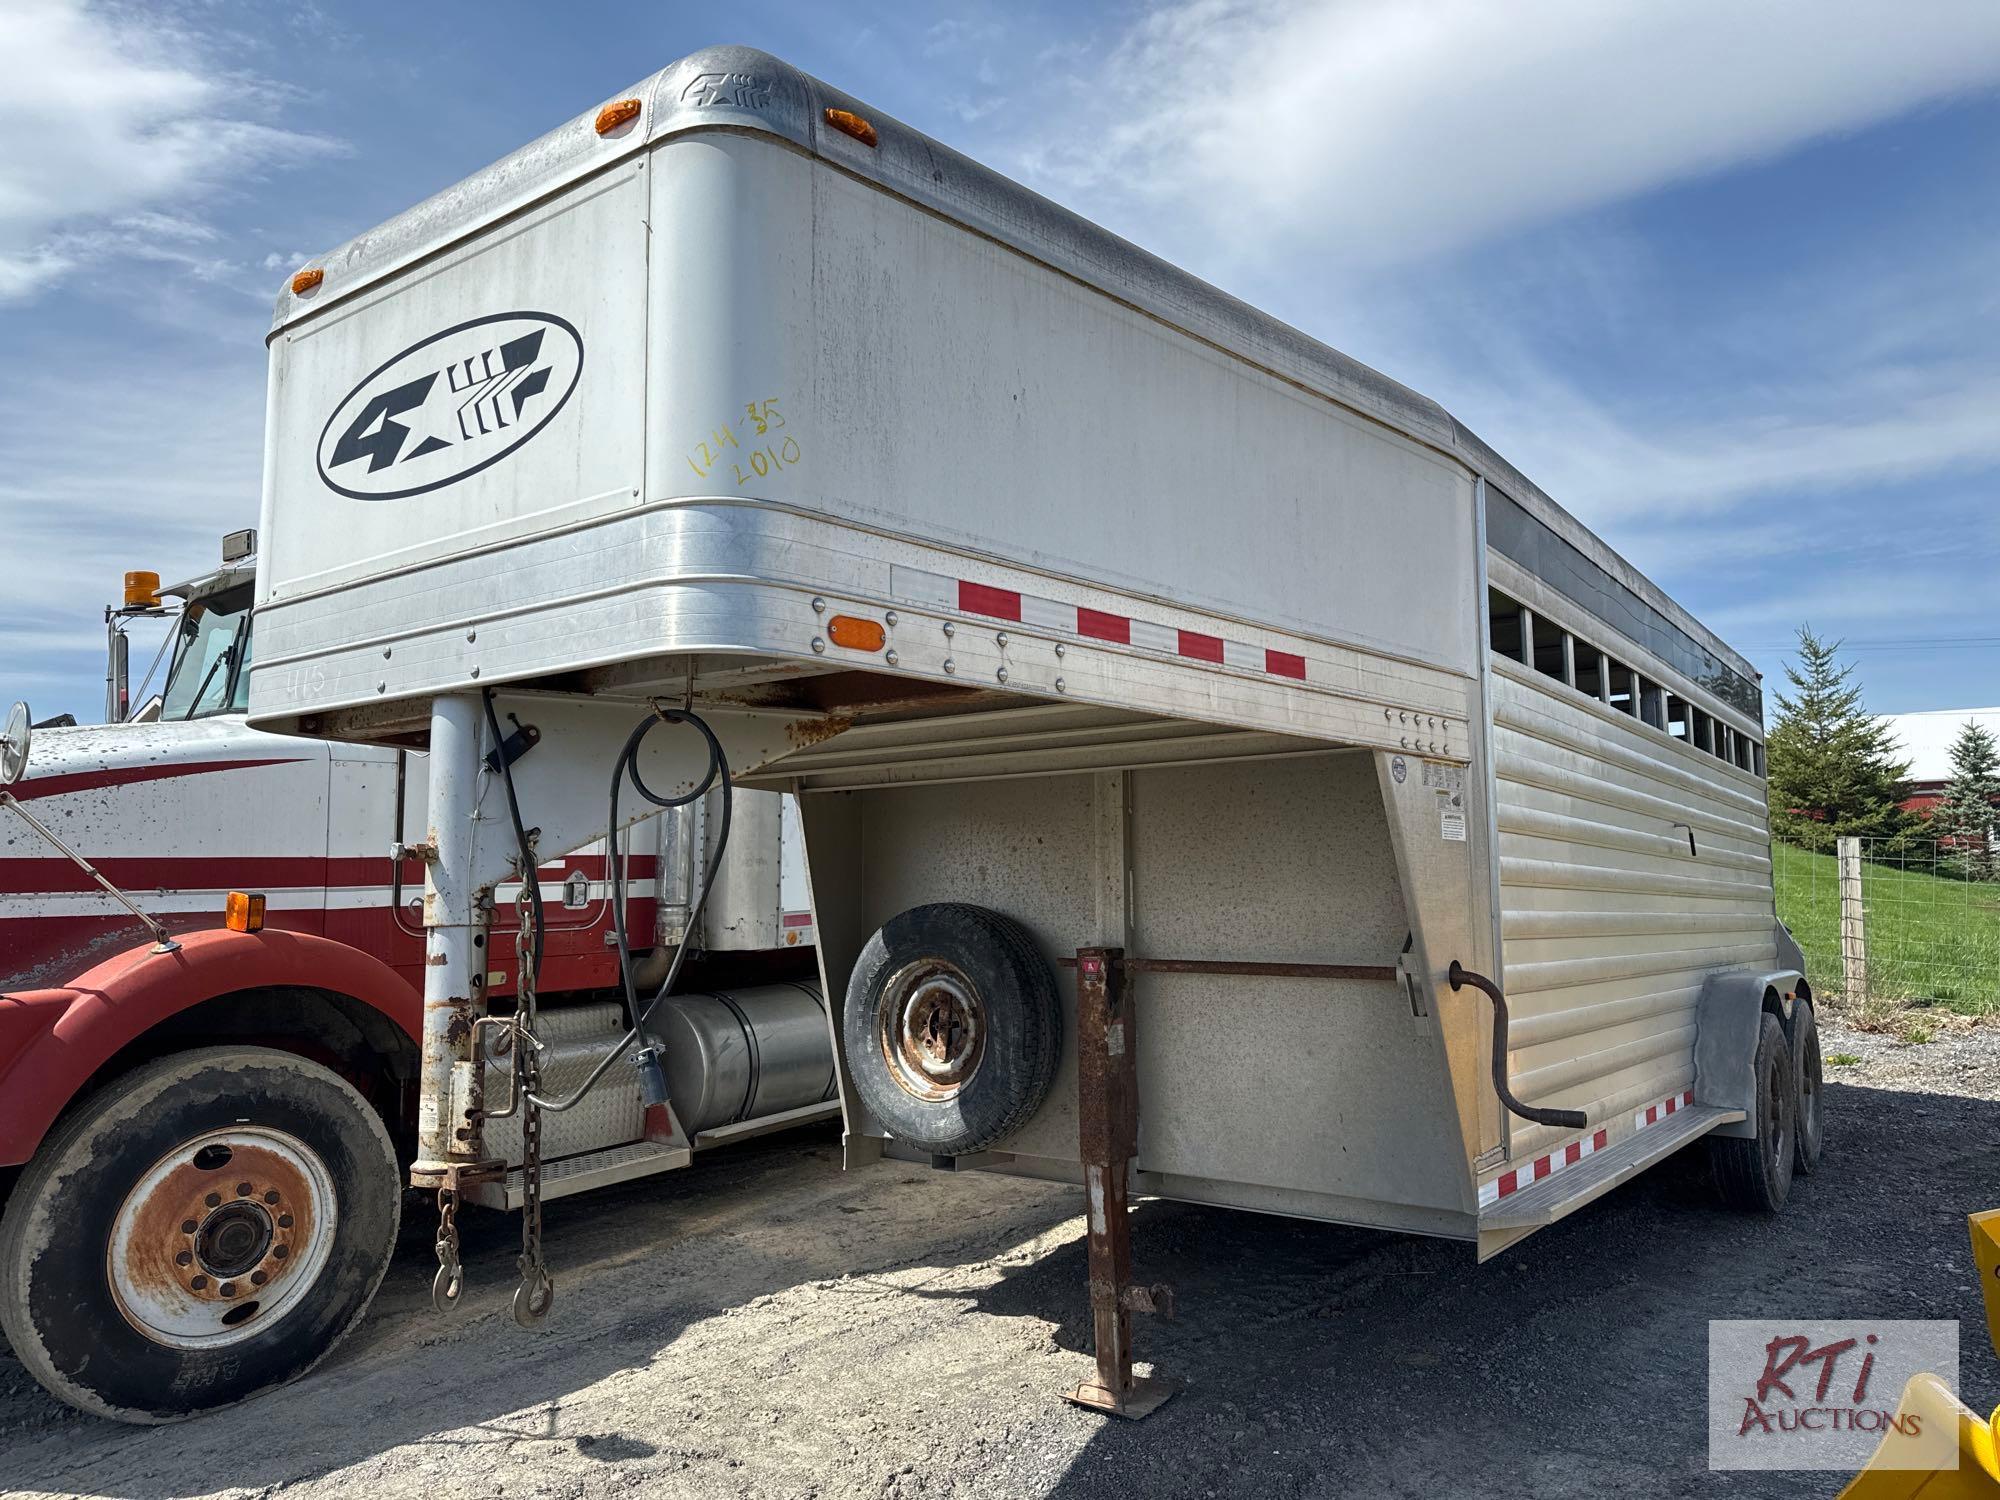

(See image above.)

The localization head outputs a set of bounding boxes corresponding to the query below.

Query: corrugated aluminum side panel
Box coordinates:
[1490,660,1775,1161]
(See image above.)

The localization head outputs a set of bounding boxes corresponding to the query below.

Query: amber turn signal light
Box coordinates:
[827,615,887,651]
[224,891,266,933]
[290,267,323,295]
[596,98,642,135]
[824,108,877,148]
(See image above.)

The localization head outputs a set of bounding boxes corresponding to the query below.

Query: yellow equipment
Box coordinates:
[1838,1213,2000,1497]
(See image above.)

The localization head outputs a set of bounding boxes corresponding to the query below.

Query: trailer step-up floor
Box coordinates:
[1480,1105,1744,1233]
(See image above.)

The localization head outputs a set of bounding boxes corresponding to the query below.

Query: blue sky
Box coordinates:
[2,0,1997,727]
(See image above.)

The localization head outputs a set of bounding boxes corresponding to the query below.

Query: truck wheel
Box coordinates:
[1792,999,1824,1177]
[843,903,1061,1157]
[0,1046,400,1423]
[1708,1013,1796,1213]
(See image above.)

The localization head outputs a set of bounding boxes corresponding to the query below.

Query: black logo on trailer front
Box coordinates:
[316,311,583,501]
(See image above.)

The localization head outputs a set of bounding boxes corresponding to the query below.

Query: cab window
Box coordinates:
[161,583,254,719]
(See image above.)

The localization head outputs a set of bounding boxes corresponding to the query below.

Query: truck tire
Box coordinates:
[1792,999,1824,1177]
[0,1046,400,1423]
[843,903,1061,1157]
[1708,1013,1796,1213]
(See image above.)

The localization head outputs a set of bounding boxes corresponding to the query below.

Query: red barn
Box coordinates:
[1878,707,2000,815]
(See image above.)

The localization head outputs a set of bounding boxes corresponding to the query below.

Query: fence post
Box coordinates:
[1838,836,1868,1006]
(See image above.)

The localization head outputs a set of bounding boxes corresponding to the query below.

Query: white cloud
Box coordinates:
[0,356,266,654]
[1448,355,2000,524]
[0,0,338,301]
[1011,0,2000,271]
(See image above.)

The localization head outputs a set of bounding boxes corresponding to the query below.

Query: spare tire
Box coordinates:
[843,903,1061,1156]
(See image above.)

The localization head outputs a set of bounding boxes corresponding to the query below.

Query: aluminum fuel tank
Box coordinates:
[655,981,837,1132]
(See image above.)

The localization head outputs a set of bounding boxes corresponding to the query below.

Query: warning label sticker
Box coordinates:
[1437,789,1467,842]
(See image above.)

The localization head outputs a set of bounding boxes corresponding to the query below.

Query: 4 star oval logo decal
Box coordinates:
[316,312,583,500]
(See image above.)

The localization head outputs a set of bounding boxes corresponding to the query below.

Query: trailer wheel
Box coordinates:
[1708,1013,1796,1213]
[0,1046,400,1423]
[1792,1000,1824,1177]
[843,903,1061,1156]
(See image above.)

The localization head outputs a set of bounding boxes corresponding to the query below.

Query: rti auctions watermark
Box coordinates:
[1708,1319,1960,1470]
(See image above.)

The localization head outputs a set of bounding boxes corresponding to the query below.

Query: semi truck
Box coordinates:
[0,537,831,1422]
[32,43,1826,1424]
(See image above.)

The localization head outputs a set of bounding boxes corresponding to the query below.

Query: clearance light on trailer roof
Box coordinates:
[290,267,323,295]
[123,571,160,609]
[824,108,877,148]
[827,615,886,652]
[224,891,266,933]
[595,98,642,135]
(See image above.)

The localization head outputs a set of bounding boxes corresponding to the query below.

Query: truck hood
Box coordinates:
[1,716,329,989]
[5,715,315,807]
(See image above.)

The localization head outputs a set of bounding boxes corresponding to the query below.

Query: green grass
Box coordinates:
[1773,841,2000,1017]
[1826,1053,1862,1066]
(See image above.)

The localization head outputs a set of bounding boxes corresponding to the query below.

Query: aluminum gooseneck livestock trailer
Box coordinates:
[248,47,1820,1415]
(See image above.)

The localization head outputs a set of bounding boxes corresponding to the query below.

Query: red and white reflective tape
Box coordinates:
[893,568,1308,682]
[1635,1087,1694,1129]
[1477,1085,1698,1208]
[1477,1127,1609,1207]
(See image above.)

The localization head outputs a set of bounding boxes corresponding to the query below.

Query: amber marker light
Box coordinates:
[827,615,887,651]
[824,108,877,147]
[224,891,267,933]
[596,98,642,135]
[290,267,323,295]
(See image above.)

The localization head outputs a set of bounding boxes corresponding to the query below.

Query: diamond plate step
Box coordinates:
[466,1141,692,1211]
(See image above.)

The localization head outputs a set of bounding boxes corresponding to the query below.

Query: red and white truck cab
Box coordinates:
[0,536,831,1423]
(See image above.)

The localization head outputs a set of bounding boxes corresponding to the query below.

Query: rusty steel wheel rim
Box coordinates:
[878,958,988,1103]
[105,1126,338,1349]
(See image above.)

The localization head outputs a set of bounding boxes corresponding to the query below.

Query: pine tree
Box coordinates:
[1928,719,2000,881]
[1764,626,1913,847]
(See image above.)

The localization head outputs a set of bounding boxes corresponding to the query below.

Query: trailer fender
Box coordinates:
[0,928,421,1167]
[1695,967,1804,1140]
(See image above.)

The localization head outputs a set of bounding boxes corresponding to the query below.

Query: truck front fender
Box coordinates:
[0,928,421,1167]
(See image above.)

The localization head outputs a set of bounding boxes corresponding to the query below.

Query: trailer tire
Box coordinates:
[1708,1013,1796,1213]
[1792,999,1824,1177]
[0,1046,400,1423]
[843,903,1061,1157]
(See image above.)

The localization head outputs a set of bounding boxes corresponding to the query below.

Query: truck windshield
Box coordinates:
[160,583,255,719]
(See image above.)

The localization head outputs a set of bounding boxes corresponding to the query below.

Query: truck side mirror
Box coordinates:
[0,701,29,786]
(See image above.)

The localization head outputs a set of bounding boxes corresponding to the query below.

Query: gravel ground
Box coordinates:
[3,1017,1997,1500]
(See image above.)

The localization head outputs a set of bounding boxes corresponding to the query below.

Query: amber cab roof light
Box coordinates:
[123,571,161,609]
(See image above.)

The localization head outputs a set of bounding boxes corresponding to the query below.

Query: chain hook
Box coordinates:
[432,1186,464,1313]
[513,1265,555,1326]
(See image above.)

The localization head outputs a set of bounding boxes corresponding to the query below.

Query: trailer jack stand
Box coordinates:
[1062,948,1181,1420]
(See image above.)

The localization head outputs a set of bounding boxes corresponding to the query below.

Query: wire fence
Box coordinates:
[1774,834,2000,1017]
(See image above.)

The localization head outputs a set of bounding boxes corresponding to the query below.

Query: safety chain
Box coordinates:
[512,880,554,1327]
